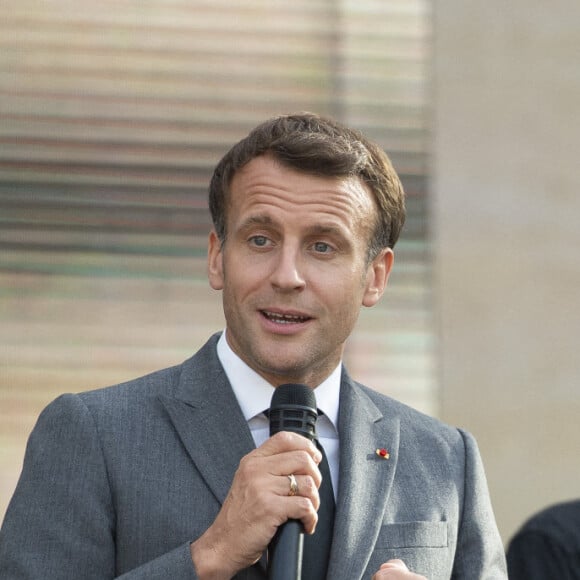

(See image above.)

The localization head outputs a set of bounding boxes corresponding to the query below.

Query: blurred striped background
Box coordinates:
[0,0,434,518]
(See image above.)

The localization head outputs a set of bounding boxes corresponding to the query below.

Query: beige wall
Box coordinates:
[433,1,580,543]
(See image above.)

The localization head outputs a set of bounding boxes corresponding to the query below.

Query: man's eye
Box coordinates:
[313,242,332,253]
[250,235,269,247]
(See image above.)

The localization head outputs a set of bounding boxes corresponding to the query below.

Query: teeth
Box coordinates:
[264,311,308,323]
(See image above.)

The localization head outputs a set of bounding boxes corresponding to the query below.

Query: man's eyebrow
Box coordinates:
[237,214,277,231]
[304,224,348,238]
[237,216,348,238]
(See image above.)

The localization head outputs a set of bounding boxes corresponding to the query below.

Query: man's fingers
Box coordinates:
[275,495,319,535]
[379,560,408,570]
[223,432,324,540]
[373,559,427,579]
[254,431,321,463]
[277,474,320,509]
[238,449,321,493]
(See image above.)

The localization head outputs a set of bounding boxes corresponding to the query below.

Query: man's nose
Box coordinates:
[269,246,306,291]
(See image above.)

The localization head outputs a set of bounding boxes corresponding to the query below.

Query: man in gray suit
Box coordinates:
[0,113,507,579]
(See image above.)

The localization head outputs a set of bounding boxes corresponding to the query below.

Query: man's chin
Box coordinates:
[253,356,311,385]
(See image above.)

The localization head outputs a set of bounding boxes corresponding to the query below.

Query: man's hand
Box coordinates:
[190,431,322,579]
[373,559,428,579]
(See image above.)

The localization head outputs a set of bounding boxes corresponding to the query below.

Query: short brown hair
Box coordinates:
[208,112,406,258]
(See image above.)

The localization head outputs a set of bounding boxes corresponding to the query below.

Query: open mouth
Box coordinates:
[261,311,311,324]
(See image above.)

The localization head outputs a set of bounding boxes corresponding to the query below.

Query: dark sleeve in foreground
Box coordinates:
[506,502,580,580]
[507,530,580,580]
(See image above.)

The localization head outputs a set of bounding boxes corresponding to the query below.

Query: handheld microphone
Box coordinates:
[267,383,318,580]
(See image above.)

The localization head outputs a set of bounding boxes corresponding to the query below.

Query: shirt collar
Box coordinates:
[216,330,340,432]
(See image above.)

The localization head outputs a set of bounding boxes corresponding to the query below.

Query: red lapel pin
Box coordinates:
[375,448,390,459]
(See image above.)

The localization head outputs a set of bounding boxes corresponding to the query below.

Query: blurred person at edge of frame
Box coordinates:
[507,499,580,579]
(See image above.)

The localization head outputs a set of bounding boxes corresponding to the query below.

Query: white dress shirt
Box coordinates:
[216,331,340,496]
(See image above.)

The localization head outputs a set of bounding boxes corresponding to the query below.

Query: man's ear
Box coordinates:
[362,248,394,307]
[207,229,224,290]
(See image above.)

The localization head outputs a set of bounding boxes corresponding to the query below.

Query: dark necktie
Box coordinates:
[301,429,335,580]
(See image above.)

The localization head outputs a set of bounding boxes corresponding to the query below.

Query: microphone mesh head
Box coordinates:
[271,383,316,409]
[269,384,318,440]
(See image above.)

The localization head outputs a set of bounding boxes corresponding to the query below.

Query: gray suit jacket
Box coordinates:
[0,334,507,579]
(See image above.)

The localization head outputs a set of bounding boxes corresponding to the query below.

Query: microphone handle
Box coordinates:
[267,384,318,580]
[267,520,303,580]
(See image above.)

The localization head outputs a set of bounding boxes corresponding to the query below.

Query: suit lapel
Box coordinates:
[327,373,401,580]
[159,338,268,577]
[159,336,256,505]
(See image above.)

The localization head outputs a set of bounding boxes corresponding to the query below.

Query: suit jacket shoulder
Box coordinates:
[76,331,223,408]
[0,333,264,580]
